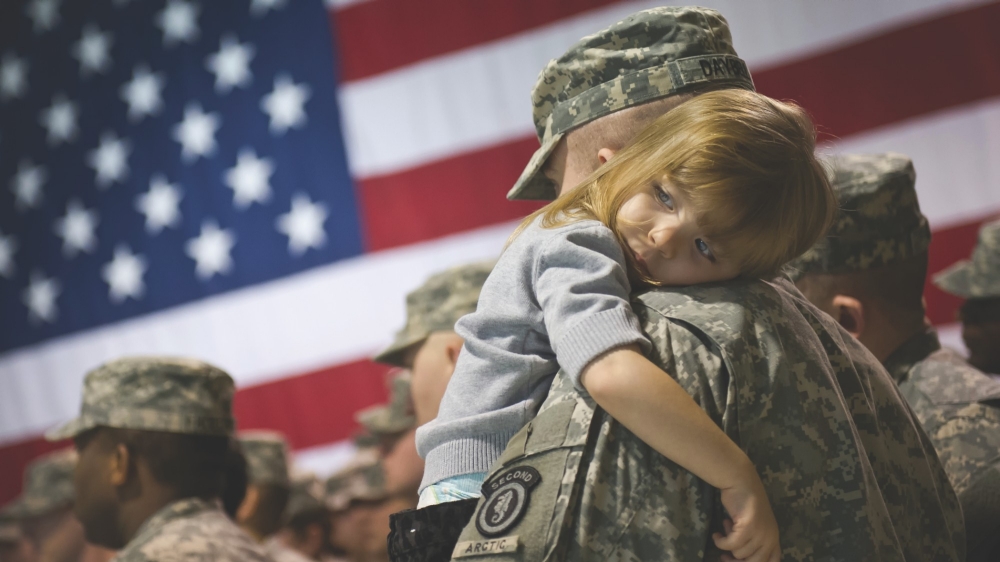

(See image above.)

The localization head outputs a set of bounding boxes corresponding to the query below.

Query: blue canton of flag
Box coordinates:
[0,0,361,353]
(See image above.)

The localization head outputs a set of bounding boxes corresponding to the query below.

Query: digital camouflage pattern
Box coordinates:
[509,6,755,201]
[355,370,415,437]
[934,218,1000,298]
[375,261,495,367]
[324,448,386,513]
[111,497,271,562]
[450,277,964,561]
[239,431,291,487]
[883,329,1000,561]
[0,448,75,520]
[787,153,930,279]
[46,356,235,440]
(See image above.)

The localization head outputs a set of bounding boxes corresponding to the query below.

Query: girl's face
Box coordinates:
[616,178,741,286]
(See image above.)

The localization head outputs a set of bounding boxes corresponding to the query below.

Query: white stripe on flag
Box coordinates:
[827,97,1000,230]
[0,221,517,446]
[337,0,977,178]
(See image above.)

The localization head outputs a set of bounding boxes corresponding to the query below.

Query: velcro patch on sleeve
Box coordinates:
[453,536,520,558]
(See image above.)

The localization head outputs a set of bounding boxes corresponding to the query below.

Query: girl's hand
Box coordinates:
[712,475,781,562]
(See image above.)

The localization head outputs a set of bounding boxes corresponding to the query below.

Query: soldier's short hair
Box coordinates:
[797,254,929,319]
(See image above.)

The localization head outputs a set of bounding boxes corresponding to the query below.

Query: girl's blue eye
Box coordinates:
[654,185,674,209]
[695,238,715,261]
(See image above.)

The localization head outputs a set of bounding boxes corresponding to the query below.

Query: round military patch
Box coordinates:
[475,466,541,538]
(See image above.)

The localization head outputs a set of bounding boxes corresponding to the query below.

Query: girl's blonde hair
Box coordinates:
[511,88,835,283]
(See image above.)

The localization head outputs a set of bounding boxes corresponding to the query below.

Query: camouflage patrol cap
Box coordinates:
[283,472,326,522]
[324,449,386,512]
[45,356,236,441]
[934,218,1000,298]
[374,260,495,367]
[354,371,415,437]
[239,430,291,487]
[0,449,75,520]
[787,153,930,279]
[508,6,755,201]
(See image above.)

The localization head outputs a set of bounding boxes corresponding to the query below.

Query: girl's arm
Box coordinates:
[580,344,751,490]
[580,344,780,562]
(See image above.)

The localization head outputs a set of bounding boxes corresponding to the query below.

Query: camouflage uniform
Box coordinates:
[45,356,272,562]
[375,261,496,368]
[934,219,1000,299]
[448,277,963,561]
[355,371,416,438]
[0,448,76,521]
[791,153,1000,561]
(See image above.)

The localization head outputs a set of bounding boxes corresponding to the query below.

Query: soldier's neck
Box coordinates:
[861,311,929,363]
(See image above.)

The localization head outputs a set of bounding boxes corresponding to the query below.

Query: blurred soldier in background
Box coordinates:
[374,262,493,562]
[355,371,421,501]
[46,357,272,562]
[237,431,312,562]
[273,474,330,561]
[934,218,1000,376]
[325,451,412,562]
[374,261,495,429]
[0,449,114,562]
[792,154,1000,562]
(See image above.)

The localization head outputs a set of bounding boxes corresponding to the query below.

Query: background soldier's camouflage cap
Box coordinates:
[283,472,327,523]
[374,260,495,367]
[0,449,75,521]
[355,370,415,437]
[46,356,236,440]
[787,153,931,279]
[239,430,291,487]
[324,449,386,513]
[508,6,755,201]
[934,218,1000,298]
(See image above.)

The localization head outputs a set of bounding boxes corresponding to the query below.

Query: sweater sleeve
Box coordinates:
[534,223,651,386]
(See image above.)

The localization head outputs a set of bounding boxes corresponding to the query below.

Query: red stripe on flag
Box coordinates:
[331,0,621,82]
[358,137,544,251]
[234,358,391,450]
[925,215,999,326]
[357,4,1000,252]
[754,2,1000,140]
[0,359,392,505]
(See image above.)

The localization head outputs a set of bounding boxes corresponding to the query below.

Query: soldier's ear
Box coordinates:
[597,147,617,166]
[832,294,865,339]
[235,485,260,524]
[108,443,131,487]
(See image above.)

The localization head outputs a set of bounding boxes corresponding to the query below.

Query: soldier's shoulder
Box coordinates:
[129,508,272,562]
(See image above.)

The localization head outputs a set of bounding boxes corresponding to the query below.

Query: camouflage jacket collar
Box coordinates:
[127,497,217,546]
[883,328,941,383]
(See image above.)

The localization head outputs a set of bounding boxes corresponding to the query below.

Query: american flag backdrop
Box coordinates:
[1,0,1000,503]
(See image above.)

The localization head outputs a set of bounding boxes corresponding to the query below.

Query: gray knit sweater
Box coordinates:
[415,217,650,491]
